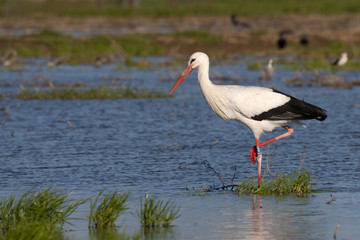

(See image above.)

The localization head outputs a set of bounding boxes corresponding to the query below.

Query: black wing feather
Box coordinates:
[252,89,327,121]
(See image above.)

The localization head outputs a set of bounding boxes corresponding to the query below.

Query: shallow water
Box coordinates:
[0,57,359,239]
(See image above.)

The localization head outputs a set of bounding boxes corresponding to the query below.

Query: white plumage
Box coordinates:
[169,52,327,186]
[333,52,348,66]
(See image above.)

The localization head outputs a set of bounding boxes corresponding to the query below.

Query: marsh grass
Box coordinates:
[3,221,65,240]
[0,187,86,239]
[20,188,86,226]
[8,30,163,64]
[138,194,180,228]
[2,29,360,66]
[16,86,170,100]
[88,190,130,230]
[1,188,180,239]
[236,169,312,196]
[0,194,22,232]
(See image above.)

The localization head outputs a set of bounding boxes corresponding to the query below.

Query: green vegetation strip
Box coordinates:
[16,86,170,100]
[1,188,180,239]
[3,30,164,64]
[2,29,360,67]
[2,0,360,17]
[0,187,86,239]
[236,169,312,196]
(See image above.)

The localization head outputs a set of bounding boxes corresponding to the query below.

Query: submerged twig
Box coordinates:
[164,111,181,120]
[203,160,238,190]
[54,120,75,130]
[203,160,225,187]
[210,140,219,149]
[156,142,179,150]
[333,218,341,239]
[67,120,75,130]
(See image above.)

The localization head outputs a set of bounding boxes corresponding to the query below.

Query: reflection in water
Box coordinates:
[251,195,263,240]
[216,195,325,240]
[142,226,175,240]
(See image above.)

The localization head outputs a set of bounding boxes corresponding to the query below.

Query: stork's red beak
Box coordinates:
[169,65,194,95]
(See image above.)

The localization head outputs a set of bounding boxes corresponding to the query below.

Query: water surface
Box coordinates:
[0,57,359,239]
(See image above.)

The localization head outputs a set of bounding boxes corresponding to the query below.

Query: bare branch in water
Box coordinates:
[203,160,238,191]
[203,160,225,187]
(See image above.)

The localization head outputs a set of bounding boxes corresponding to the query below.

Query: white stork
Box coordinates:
[169,52,327,186]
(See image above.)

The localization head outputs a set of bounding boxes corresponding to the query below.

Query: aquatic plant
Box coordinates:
[19,188,85,226]
[16,86,170,100]
[0,194,22,233]
[236,169,312,196]
[88,190,130,230]
[138,194,180,228]
[3,220,65,240]
[0,187,86,239]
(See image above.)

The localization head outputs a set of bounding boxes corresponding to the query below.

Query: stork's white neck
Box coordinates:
[197,61,213,91]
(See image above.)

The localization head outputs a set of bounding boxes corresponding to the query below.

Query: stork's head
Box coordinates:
[187,52,209,69]
[169,52,209,95]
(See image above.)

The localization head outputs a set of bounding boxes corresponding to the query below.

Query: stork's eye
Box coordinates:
[190,58,196,64]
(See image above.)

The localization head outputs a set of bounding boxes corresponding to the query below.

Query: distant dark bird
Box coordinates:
[230,14,251,28]
[299,34,309,46]
[277,30,293,49]
[277,35,286,49]
[332,52,348,67]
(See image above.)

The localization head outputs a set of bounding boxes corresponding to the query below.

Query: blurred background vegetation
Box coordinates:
[1,0,360,17]
[0,0,359,65]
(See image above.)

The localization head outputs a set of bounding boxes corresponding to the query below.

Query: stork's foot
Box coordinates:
[250,146,257,164]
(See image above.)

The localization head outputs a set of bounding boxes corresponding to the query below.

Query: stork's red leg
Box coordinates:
[258,126,294,148]
[249,126,294,186]
[250,126,294,163]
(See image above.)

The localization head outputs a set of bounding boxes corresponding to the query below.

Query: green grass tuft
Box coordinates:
[0,187,86,238]
[89,190,130,230]
[16,86,170,100]
[20,188,85,226]
[138,194,180,228]
[236,169,312,196]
